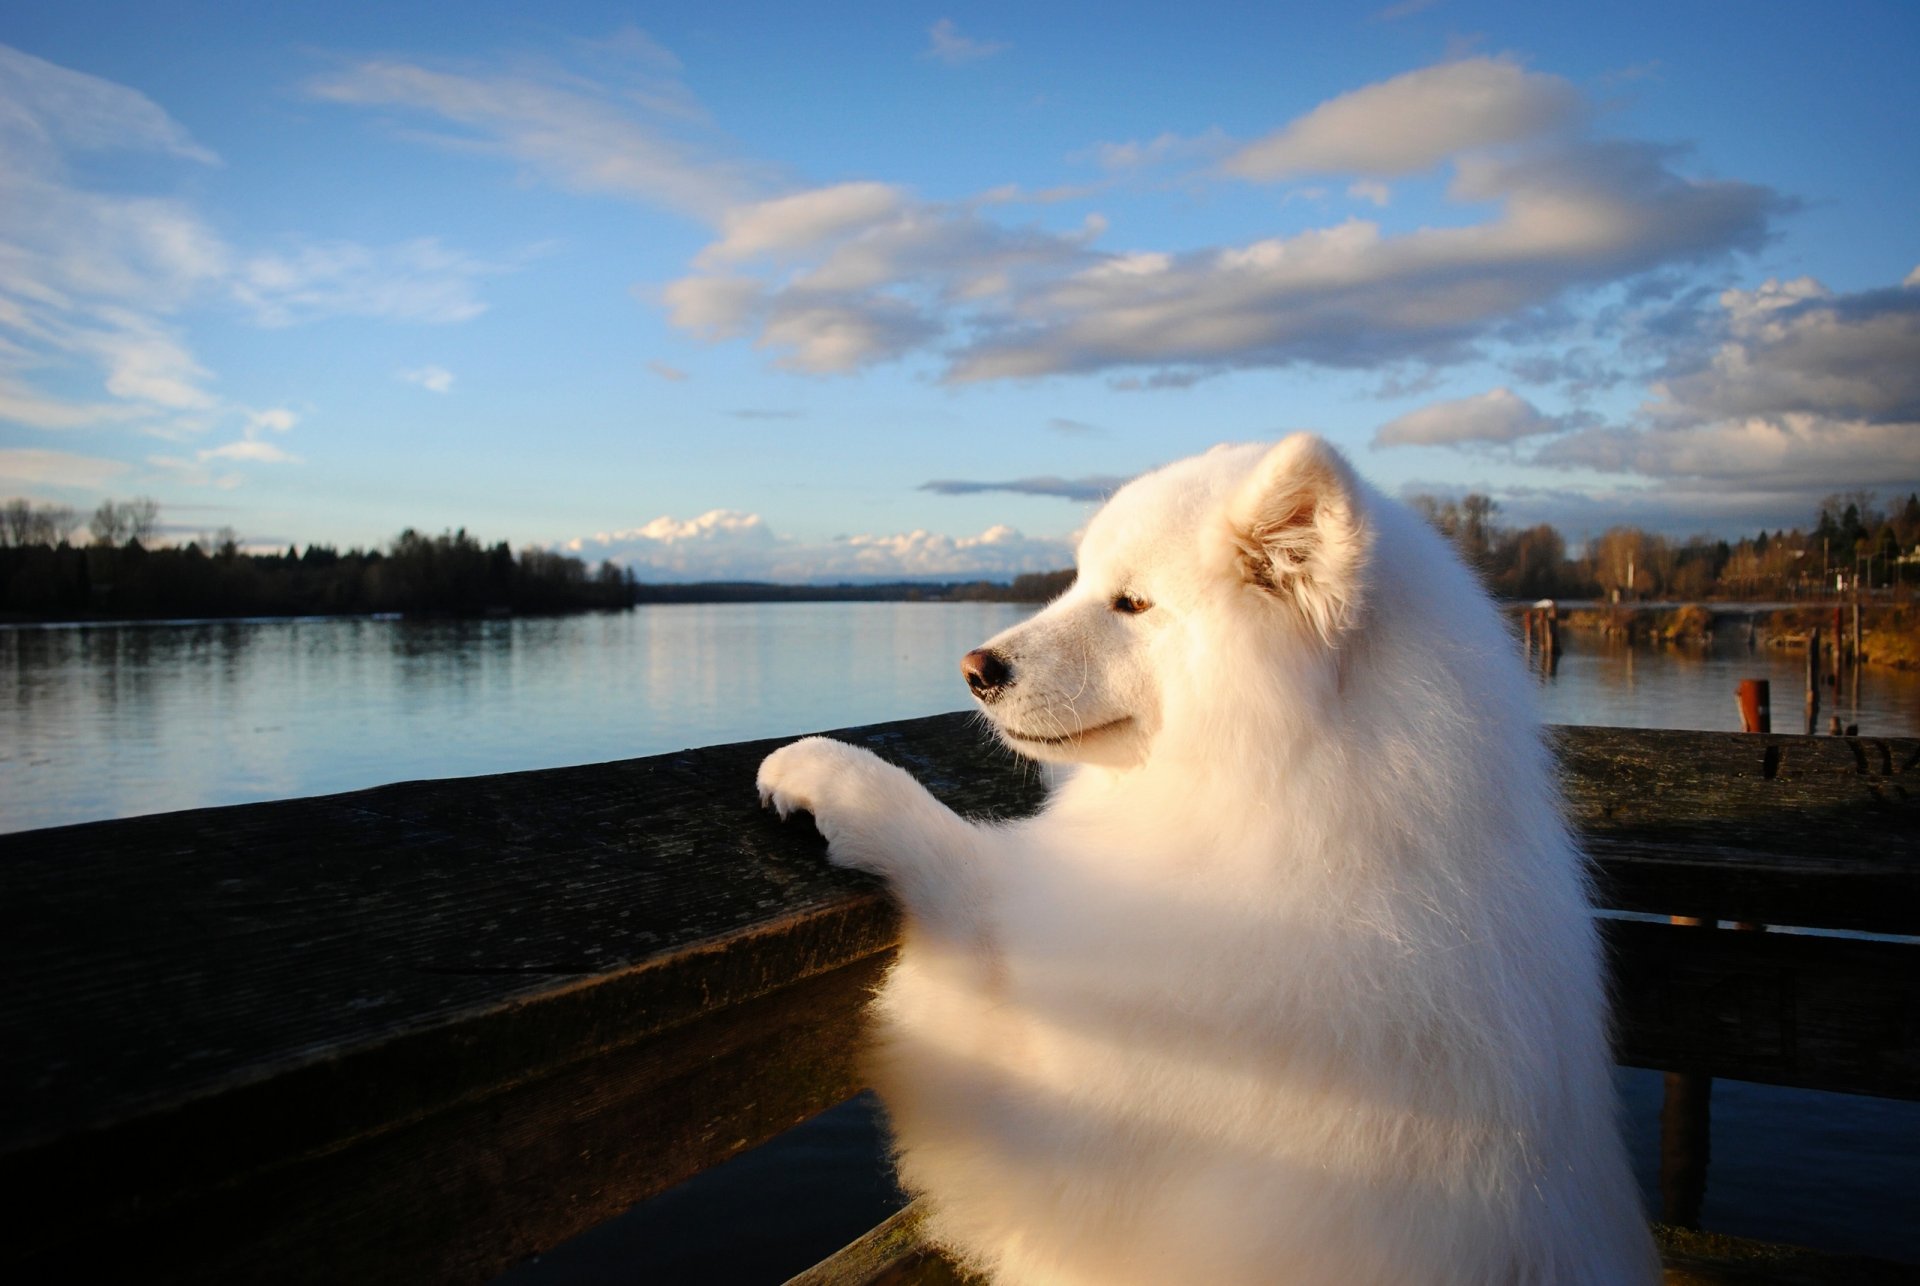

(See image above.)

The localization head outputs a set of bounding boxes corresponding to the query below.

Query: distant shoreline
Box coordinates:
[629,574,1069,605]
[0,576,1069,625]
[1515,600,1919,670]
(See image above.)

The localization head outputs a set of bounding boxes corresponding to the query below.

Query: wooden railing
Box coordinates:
[2,716,1915,1283]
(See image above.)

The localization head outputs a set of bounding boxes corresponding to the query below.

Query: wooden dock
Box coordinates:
[1,715,1915,1283]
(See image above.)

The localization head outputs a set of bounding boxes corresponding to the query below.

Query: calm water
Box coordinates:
[5,604,1917,835]
[0,603,1035,834]
[4,605,1917,1275]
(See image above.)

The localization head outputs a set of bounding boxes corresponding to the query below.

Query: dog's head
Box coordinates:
[965,434,1372,767]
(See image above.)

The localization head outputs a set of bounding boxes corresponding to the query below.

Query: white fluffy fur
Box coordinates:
[758,436,1658,1285]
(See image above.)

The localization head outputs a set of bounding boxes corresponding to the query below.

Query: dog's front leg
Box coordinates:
[757,736,991,941]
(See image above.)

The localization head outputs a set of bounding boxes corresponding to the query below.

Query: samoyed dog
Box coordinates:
[758,435,1656,1285]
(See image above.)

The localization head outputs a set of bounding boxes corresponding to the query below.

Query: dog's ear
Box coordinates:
[1222,434,1369,644]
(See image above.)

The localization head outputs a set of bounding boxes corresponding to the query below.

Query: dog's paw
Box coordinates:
[756,740,890,821]
[756,736,899,845]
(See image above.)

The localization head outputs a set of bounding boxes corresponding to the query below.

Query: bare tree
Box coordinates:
[90,500,127,546]
[4,498,76,546]
[88,496,162,546]
[122,496,160,544]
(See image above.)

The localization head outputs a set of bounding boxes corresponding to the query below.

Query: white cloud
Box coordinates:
[646,359,688,381]
[1374,387,1569,447]
[236,240,495,327]
[0,45,231,428]
[697,182,906,265]
[818,524,1068,580]
[0,44,219,168]
[925,19,1009,66]
[758,294,942,373]
[246,406,298,433]
[145,452,240,489]
[0,446,131,489]
[1527,269,1920,498]
[1648,275,1920,424]
[0,44,497,466]
[397,365,456,393]
[1347,180,1391,207]
[667,197,1104,373]
[661,274,764,338]
[1374,387,1566,449]
[311,44,1782,401]
[563,508,1071,581]
[0,373,141,430]
[1087,129,1230,172]
[648,54,1774,384]
[198,439,301,464]
[946,138,1775,382]
[1534,413,1919,492]
[1224,57,1583,180]
[306,41,755,219]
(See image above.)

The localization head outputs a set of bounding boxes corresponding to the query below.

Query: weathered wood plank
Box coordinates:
[1559,727,1919,933]
[13,954,891,1284]
[1585,835,1917,936]
[783,1202,983,1286]
[1605,919,1919,1099]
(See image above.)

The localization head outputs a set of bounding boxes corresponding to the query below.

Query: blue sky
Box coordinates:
[2,2,1916,580]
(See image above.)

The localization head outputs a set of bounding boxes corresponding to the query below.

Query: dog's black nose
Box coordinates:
[961,648,1012,699]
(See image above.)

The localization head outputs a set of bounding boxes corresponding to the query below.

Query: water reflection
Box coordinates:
[5,606,1918,835]
[1532,631,1919,735]
[0,604,1035,834]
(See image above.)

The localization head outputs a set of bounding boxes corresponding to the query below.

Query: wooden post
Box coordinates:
[1658,1068,1712,1229]
[1806,625,1821,735]
[1852,601,1863,670]
[1832,606,1844,684]
[1734,680,1770,734]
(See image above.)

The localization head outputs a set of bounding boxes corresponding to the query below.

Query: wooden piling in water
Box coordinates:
[1735,680,1770,735]
[1806,625,1821,735]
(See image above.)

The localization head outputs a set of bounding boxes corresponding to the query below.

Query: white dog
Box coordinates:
[758,436,1656,1285]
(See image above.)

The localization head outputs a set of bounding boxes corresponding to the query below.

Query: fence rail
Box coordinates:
[2,716,1915,1282]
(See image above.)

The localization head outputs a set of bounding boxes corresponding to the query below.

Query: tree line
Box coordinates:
[6,489,1914,621]
[1,498,634,620]
[1408,490,1920,600]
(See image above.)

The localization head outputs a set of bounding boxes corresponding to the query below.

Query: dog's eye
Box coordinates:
[1110,592,1151,615]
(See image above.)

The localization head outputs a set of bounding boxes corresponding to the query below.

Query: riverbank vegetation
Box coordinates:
[1410,490,1920,601]
[1553,602,1920,670]
[1,502,633,620]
